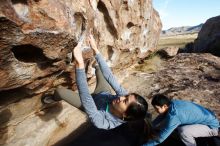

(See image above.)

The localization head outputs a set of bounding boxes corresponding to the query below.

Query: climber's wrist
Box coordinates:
[76,62,85,69]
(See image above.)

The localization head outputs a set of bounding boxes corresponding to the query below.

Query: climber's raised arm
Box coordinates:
[88,34,127,96]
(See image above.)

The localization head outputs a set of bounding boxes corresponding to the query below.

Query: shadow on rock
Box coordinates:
[0,108,12,145]
[67,120,146,146]
[36,102,63,122]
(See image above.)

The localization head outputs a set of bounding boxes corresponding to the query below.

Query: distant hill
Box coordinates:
[161,23,203,36]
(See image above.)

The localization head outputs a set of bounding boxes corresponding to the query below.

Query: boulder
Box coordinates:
[157,46,179,58]
[0,0,162,146]
[193,15,220,56]
[0,0,162,91]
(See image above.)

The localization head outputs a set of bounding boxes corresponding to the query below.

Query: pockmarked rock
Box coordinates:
[0,0,162,146]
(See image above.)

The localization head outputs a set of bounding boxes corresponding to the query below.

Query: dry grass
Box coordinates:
[158,33,198,49]
[134,55,164,73]
[135,33,198,73]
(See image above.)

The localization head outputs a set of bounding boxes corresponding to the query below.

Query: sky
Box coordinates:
[153,0,220,30]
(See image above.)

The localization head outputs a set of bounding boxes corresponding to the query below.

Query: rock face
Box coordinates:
[157,46,179,58]
[0,0,162,92]
[0,0,161,146]
[122,53,220,120]
[193,15,220,56]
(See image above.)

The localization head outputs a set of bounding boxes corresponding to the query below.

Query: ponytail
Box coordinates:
[124,93,148,121]
[138,115,157,144]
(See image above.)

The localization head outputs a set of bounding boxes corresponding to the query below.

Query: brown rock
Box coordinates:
[0,0,162,146]
[157,46,179,58]
[0,0,162,92]
[193,15,220,56]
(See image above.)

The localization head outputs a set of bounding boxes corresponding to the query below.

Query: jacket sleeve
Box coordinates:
[76,68,113,129]
[142,114,181,146]
[152,114,166,127]
[95,54,128,96]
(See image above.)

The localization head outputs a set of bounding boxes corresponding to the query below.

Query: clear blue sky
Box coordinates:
[153,0,220,30]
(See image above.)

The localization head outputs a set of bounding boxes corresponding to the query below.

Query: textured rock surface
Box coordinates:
[193,15,220,56]
[123,53,220,119]
[0,0,161,146]
[157,46,179,57]
[0,0,161,92]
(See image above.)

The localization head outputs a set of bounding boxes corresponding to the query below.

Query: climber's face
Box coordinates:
[111,95,136,118]
[154,104,169,114]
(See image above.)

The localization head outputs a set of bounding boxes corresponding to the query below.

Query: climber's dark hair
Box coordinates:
[151,94,171,107]
[124,93,148,121]
[134,116,158,144]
